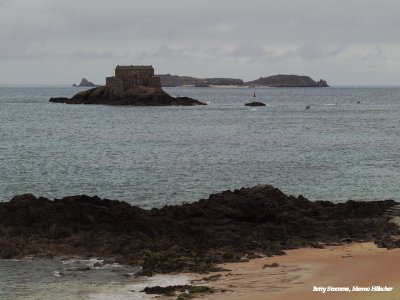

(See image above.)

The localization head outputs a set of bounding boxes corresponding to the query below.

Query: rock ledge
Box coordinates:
[50,86,206,106]
[0,185,398,273]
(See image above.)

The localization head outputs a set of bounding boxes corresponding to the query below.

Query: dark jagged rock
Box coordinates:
[246,75,329,87]
[76,78,96,87]
[0,185,398,273]
[48,97,69,103]
[245,101,266,106]
[49,86,206,106]
[263,263,280,268]
[141,285,214,298]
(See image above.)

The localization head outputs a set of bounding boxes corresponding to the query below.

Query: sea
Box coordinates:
[1,85,400,298]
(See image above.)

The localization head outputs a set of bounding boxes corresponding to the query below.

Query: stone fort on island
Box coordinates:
[106,65,161,90]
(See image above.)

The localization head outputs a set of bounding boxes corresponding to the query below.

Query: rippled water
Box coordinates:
[0,259,130,299]
[0,258,190,299]
[1,85,400,207]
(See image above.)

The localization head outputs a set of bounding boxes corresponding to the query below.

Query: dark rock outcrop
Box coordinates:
[50,86,206,106]
[245,101,266,106]
[74,78,96,87]
[246,75,329,87]
[48,97,69,103]
[0,185,398,273]
[141,285,215,297]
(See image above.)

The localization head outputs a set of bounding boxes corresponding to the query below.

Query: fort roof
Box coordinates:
[116,65,153,69]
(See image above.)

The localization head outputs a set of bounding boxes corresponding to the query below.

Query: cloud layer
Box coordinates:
[1,0,400,84]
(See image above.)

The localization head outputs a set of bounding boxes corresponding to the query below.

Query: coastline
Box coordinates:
[97,242,400,299]
[187,242,400,299]
[2,242,397,299]
[1,185,399,299]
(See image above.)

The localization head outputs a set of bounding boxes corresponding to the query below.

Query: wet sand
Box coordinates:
[190,243,400,300]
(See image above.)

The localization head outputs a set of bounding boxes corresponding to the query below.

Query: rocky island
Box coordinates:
[72,78,96,87]
[157,73,328,87]
[246,74,328,87]
[245,101,266,106]
[51,65,206,106]
[0,185,398,274]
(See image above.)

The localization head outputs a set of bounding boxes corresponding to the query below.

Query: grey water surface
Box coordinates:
[1,85,399,207]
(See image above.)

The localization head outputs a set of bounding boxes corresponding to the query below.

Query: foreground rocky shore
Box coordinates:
[49,86,206,106]
[0,185,398,274]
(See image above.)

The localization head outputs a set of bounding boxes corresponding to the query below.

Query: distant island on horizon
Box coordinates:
[72,78,97,87]
[156,74,329,87]
[73,73,329,88]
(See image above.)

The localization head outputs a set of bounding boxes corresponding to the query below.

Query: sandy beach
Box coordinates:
[190,242,400,300]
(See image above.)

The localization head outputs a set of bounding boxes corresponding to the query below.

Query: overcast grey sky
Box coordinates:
[1,0,400,85]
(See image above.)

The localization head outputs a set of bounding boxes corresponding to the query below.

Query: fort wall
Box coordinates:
[106,65,161,90]
[105,76,123,91]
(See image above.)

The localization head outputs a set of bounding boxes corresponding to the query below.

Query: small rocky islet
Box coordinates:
[72,77,96,87]
[245,101,266,106]
[0,185,398,274]
[50,65,206,106]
